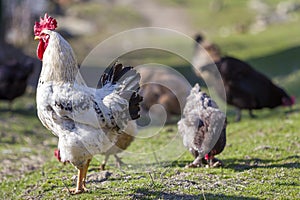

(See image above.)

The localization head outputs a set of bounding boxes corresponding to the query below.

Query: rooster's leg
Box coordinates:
[68,160,91,194]
[100,154,109,170]
[67,168,84,194]
[82,159,91,189]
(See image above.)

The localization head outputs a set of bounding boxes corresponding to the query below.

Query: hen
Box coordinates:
[99,121,137,170]
[0,60,33,110]
[178,84,226,168]
[34,14,142,194]
[138,66,190,123]
[193,34,295,121]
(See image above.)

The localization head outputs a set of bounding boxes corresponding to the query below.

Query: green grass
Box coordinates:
[0,83,299,199]
[2,0,300,199]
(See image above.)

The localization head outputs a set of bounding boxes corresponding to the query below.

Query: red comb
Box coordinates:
[34,13,57,36]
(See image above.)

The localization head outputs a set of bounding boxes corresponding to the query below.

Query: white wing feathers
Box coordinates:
[49,64,141,132]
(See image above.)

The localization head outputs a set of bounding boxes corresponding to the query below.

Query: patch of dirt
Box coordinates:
[161,171,248,197]
[0,148,49,182]
[81,170,112,183]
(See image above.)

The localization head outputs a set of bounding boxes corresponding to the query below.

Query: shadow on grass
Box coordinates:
[247,46,300,78]
[116,160,212,169]
[225,106,299,123]
[224,155,300,172]
[132,187,258,200]
[0,107,36,117]
[127,155,300,171]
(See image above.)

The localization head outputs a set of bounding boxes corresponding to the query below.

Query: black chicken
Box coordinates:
[178,84,227,168]
[0,60,33,110]
[193,34,295,121]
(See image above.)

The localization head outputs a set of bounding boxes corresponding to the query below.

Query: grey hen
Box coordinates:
[178,84,226,168]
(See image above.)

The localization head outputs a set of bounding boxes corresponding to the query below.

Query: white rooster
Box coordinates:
[34,14,142,194]
[178,84,226,168]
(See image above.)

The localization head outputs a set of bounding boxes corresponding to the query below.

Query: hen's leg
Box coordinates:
[235,108,241,122]
[186,150,202,168]
[114,154,124,168]
[8,101,14,117]
[100,155,109,170]
[8,101,13,111]
[208,157,224,168]
[248,110,256,118]
[186,156,203,168]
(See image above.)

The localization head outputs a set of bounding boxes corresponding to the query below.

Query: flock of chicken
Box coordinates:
[0,13,295,194]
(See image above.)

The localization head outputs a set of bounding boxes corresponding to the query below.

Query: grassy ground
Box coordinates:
[0,96,299,199]
[1,0,300,199]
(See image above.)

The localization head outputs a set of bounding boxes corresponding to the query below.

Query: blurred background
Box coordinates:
[1,0,300,90]
[0,1,300,198]
[1,0,300,133]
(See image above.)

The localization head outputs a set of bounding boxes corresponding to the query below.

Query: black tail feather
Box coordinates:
[98,62,134,88]
[129,91,143,120]
[98,61,143,120]
[113,65,133,83]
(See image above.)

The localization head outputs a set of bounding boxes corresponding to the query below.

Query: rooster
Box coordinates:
[193,34,295,121]
[54,121,137,171]
[34,14,142,194]
[178,84,226,168]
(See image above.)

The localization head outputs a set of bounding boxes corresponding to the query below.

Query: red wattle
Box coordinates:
[37,40,45,60]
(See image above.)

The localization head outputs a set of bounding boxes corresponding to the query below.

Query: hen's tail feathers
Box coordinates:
[98,62,143,120]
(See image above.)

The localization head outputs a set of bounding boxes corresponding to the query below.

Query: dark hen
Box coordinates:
[0,60,33,110]
[193,34,295,121]
[178,84,227,168]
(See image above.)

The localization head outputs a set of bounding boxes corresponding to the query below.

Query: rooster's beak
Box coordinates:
[34,36,40,40]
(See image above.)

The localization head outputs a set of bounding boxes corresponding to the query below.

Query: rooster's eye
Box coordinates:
[40,33,50,42]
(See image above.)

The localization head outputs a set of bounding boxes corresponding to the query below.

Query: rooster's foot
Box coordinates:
[64,186,89,194]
